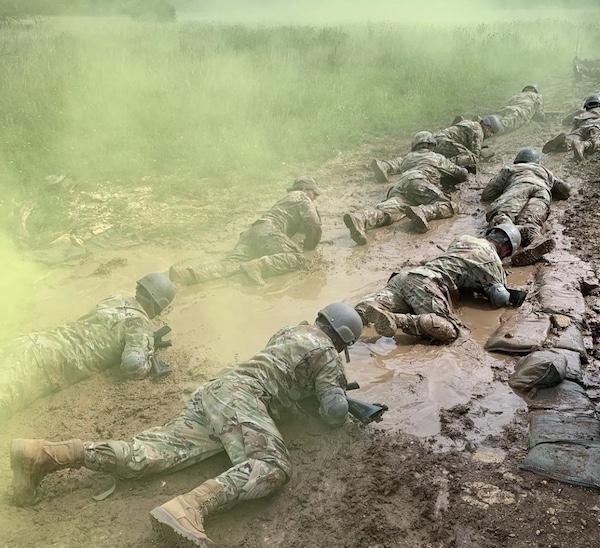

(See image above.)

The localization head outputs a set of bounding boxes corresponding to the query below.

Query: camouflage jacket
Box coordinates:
[215,322,346,420]
[257,191,322,250]
[408,235,505,293]
[0,295,156,419]
[500,91,544,120]
[481,163,568,205]
[562,107,600,129]
[388,150,468,197]
[434,120,484,156]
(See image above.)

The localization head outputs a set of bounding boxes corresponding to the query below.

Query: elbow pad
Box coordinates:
[487,283,510,308]
[319,388,348,427]
[121,349,151,378]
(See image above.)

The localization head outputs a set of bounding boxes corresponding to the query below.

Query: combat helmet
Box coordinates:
[583,94,600,111]
[480,115,503,135]
[522,84,540,94]
[485,223,522,257]
[514,147,541,164]
[317,302,363,346]
[288,176,322,195]
[136,272,176,313]
[411,131,437,151]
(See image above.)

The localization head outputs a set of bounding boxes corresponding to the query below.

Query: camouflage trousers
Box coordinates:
[387,178,453,207]
[434,138,478,168]
[567,123,600,150]
[356,271,461,330]
[172,221,305,285]
[498,106,533,133]
[84,377,290,504]
[485,184,551,245]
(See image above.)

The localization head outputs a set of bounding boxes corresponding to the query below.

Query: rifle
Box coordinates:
[152,325,173,378]
[346,382,388,424]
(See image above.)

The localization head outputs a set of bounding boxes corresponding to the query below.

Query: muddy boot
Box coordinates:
[10,438,84,506]
[239,260,266,286]
[395,313,458,344]
[572,140,591,162]
[369,159,391,183]
[344,208,390,245]
[511,236,556,266]
[150,479,226,548]
[405,203,455,233]
[356,302,394,331]
[542,133,567,153]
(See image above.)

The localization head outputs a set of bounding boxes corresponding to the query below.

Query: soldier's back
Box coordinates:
[258,191,315,235]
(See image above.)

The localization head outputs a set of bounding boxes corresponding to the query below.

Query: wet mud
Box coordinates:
[2,75,600,546]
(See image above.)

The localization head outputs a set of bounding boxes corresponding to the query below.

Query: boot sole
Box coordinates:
[404,208,429,233]
[10,439,36,507]
[512,238,555,266]
[150,507,214,548]
[343,214,367,245]
[373,311,398,338]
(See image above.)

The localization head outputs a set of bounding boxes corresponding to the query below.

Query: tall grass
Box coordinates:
[0,16,598,208]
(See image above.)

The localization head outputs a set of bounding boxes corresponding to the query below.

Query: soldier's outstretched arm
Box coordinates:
[314,354,349,428]
[440,157,469,184]
[119,318,155,378]
[481,169,509,203]
[302,203,323,251]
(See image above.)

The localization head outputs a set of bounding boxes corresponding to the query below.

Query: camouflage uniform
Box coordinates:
[82,323,346,504]
[171,191,321,285]
[348,150,467,234]
[0,296,155,421]
[544,108,600,159]
[356,235,505,343]
[434,120,484,169]
[497,91,544,133]
[481,163,568,245]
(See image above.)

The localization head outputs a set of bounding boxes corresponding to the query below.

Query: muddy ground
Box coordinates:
[1,74,600,547]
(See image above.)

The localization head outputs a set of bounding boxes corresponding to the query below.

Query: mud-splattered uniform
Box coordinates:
[565,107,600,151]
[481,163,569,244]
[0,296,155,420]
[497,91,544,133]
[355,150,467,230]
[434,120,484,168]
[356,235,505,342]
[171,191,321,285]
[83,323,346,504]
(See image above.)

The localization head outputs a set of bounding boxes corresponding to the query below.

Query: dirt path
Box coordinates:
[1,73,600,547]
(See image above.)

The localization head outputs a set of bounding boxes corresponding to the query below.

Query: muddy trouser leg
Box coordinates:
[355,284,412,326]
[486,187,531,235]
[395,274,460,344]
[404,179,456,215]
[83,389,224,479]
[375,196,408,225]
[515,197,550,245]
[434,139,477,169]
[201,381,290,505]
[241,230,307,280]
[384,157,405,176]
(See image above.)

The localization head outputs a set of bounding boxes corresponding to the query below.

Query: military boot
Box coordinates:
[405,203,455,233]
[150,479,226,548]
[343,211,368,245]
[511,236,556,266]
[369,159,391,183]
[542,133,567,153]
[239,260,266,285]
[11,438,84,506]
[572,140,590,162]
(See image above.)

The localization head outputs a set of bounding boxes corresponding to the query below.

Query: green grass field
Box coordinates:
[0,14,598,206]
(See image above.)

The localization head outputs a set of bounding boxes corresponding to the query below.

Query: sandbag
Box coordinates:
[538,267,586,324]
[551,348,583,383]
[520,442,600,489]
[524,380,593,412]
[508,350,567,393]
[528,409,600,447]
[485,313,550,354]
[546,324,588,363]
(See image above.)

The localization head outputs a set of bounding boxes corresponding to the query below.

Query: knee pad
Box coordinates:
[416,314,458,343]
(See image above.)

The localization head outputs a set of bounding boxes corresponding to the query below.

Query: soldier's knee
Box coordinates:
[417,314,459,344]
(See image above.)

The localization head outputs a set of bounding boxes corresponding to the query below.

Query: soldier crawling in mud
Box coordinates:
[496,84,545,133]
[370,115,502,183]
[481,147,571,266]
[169,177,322,286]
[355,225,524,344]
[0,273,176,421]
[344,131,468,244]
[10,303,367,548]
[543,94,600,161]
